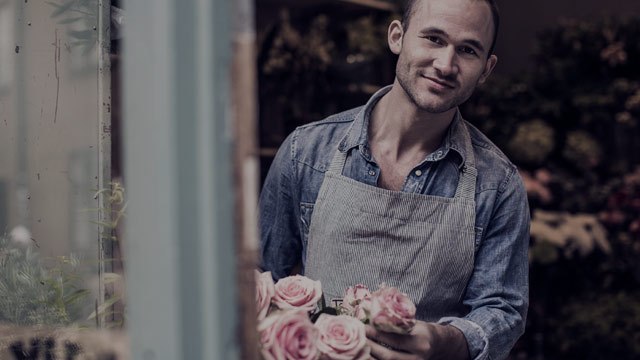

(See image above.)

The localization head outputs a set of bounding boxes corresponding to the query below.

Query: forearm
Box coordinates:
[366,321,470,359]
[428,323,470,360]
[443,166,530,359]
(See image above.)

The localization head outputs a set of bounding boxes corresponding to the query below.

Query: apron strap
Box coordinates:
[453,120,477,201]
[454,164,477,200]
[327,148,348,174]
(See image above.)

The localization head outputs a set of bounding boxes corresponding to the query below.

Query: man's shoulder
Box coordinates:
[297,106,363,131]
[463,120,521,193]
[464,120,511,164]
[289,106,363,171]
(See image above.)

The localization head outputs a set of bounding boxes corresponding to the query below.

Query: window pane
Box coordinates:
[0,0,117,333]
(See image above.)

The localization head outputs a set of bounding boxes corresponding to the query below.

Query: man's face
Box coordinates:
[390,0,497,113]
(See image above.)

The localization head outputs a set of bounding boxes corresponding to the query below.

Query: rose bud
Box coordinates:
[342,285,372,322]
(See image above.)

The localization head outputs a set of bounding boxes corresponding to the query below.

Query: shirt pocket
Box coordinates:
[300,202,315,248]
[474,226,484,252]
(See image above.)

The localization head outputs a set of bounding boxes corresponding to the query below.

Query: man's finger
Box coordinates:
[365,325,412,351]
[367,339,417,360]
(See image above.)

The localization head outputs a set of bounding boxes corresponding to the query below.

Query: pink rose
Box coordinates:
[315,314,370,360]
[369,285,416,334]
[353,297,372,322]
[341,285,372,321]
[273,275,323,313]
[258,310,320,360]
[255,270,276,320]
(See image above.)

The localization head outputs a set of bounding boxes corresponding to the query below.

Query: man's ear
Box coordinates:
[388,20,404,55]
[478,54,498,84]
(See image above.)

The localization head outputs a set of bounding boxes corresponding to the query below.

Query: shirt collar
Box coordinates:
[338,85,391,154]
[338,84,469,167]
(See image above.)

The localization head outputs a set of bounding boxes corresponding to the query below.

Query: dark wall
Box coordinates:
[495,0,640,75]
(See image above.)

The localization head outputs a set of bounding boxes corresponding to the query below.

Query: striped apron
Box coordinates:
[304,122,477,321]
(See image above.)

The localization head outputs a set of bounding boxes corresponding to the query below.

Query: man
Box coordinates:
[259,0,529,359]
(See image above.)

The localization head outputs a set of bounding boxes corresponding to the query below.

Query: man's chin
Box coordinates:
[414,99,457,114]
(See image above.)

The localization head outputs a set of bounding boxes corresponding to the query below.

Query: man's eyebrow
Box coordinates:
[418,27,486,54]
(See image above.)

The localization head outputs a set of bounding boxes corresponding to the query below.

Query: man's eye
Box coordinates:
[460,47,477,55]
[425,36,443,45]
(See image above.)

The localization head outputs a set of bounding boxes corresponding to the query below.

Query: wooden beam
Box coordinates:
[232,1,260,359]
[337,0,397,11]
[258,0,398,12]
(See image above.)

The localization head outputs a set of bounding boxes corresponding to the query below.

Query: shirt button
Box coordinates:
[415,170,422,176]
[436,150,443,157]
[368,170,376,176]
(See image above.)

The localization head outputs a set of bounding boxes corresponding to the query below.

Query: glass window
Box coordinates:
[0,1,125,357]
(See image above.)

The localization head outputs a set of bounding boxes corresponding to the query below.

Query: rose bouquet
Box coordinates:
[255,271,417,359]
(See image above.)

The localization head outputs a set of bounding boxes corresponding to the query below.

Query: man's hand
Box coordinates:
[365,321,470,360]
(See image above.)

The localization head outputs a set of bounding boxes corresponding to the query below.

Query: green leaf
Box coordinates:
[40,278,62,296]
[90,220,116,228]
[105,319,124,328]
[62,275,83,284]
[90,310,121,319]
[103,273,121,284]
[319,295,327,310]
[64,289,91,306]
[87,294,121,320]
[84,258,119,264]
[310,306,338,323]
[100,232,119,242]
[93,188,111,198]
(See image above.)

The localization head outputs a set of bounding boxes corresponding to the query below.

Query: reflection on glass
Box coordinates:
[0,0,116,331]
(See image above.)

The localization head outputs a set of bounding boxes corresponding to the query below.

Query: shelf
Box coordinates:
[260,147,279,157]
[257,0,397,12]
[336,0,397,11]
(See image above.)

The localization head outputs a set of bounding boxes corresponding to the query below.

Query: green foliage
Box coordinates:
[90,181,127,328]
[507,119,555,166]
[0,182,127,328]
[550,292,640,359]
[46,0,98,55]
[258,8,399,147]
[463,17,640,177]
[0,236,89,326]
[345,16,389,57]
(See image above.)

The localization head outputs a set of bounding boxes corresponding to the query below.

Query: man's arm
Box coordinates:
[438,165,530,360]
[259,132,303,280]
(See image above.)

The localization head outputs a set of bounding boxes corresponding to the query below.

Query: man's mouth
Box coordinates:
[422,75,456,90]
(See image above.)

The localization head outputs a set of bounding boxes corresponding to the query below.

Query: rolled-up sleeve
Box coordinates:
[439,166,530,360]
[259,132,302,280]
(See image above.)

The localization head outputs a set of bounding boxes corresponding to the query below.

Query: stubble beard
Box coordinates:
[395,64,476,114]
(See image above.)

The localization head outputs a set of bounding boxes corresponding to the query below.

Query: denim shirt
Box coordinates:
[259,86,530,360]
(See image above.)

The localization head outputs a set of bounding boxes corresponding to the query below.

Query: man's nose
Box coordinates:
[433,46,458,77]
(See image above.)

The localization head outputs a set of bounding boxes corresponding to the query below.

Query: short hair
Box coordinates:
[401,0,500,56]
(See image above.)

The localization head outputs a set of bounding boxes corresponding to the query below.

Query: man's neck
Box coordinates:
[369,83,456,165]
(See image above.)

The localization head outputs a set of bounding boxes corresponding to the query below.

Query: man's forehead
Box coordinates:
[410,0,494,46]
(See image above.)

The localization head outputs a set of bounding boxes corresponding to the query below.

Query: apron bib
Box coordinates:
[304,122,477,322]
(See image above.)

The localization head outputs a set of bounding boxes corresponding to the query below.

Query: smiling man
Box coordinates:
[259,0,530,359]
